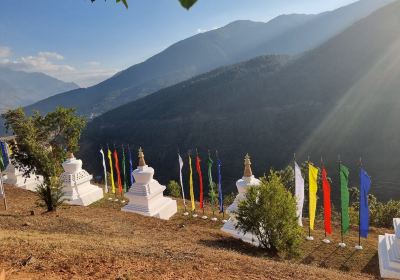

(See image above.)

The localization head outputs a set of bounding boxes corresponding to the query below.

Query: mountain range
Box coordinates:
[25,0,393,119]
[0,67,78,113]
[82,0,400,202]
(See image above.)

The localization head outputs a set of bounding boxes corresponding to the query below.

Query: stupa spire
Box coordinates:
[243,153,253,177]
[138,147,146,167]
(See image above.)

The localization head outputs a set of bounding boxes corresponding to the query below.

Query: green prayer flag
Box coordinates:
[207,156,216,214]
[340,164,350,234]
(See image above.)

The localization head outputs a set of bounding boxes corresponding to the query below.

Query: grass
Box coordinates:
[0,185,387,279]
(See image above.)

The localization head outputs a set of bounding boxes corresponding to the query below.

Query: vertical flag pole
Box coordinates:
[358,157,362,249]
[321,156,327,240]
[338,155,345,248]
[307,155,312,240]
[0,169,7,211]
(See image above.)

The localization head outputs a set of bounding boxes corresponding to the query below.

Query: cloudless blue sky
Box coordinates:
[0,0,357,86]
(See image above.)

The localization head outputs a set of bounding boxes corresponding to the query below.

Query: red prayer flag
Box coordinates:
[196,155,204,209]
[114,149,123,194]
[322,168,332,234]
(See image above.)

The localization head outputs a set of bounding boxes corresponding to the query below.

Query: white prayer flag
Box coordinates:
[0,177,4,198]
[178,154,186,206]
[100,148,108,193]
[295,161,305,226]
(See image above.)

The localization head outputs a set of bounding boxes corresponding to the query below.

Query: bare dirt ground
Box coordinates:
[0,185,387,279]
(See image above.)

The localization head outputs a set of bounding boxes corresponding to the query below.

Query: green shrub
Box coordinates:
[36,178,66,211]
[235,170,303,257]
[166,180,181,198]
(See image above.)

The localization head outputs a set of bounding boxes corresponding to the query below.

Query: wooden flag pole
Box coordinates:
[321,157,327,239]
[338,155,346,248]
[306,155,313,241]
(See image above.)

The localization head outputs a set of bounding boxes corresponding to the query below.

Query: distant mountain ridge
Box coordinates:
[26,0,394,118]
[0,67,78,112]
[82,0,400,202]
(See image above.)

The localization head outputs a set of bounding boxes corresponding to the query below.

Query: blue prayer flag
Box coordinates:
[360,168,371,238]
[0,142,9,168]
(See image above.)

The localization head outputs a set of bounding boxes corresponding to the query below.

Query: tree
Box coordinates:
[235,170,303,257]
[2,107,86,211]
[91,0,198,10]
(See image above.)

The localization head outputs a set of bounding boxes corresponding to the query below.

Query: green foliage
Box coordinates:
[36,178,66,211]
[223,191,237,206]
[166,180,181,198]
[350,186,400,228]
[2,107,86,212]
[235,170,303,257]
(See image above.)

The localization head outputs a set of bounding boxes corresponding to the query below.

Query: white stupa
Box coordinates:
[221,153,261,246]
[60,153,103,206]
[121,148,177,220]
[378,218,400,278]
[3,163,43,192]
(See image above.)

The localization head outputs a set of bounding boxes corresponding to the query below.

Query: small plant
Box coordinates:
[36,178,66,211]
[166,180,181,198]
[235,170,303,257]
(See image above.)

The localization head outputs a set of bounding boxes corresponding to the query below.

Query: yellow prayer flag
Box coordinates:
[108,149,116,194]
[189,155,195,211]
[308,164,319,230]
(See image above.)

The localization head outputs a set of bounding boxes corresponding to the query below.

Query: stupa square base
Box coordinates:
[121,197,177,220]
[221,218,260,246]
[63,183,104,206]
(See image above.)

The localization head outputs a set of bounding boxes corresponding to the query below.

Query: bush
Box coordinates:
[350,186,400,228]
[166,180,181,198]
[36,178,66,211]
[235,170,303,257]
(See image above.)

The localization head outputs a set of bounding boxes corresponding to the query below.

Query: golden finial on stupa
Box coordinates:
[138,147,146,167]
[243,153,253,177]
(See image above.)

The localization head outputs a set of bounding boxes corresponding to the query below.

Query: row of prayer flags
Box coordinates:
[100,145,134,195]
[178,152,224,213]
[295,159,372,242]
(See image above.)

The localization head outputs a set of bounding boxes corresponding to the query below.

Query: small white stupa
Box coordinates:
[3,164,43,192]
[221,153,261,246]
[61,152,103,206]
[122,148,177,220]
[378,218,400,278]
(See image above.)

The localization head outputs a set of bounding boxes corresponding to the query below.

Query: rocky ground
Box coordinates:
[0,185,388,279]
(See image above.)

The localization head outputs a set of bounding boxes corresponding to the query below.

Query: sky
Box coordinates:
[0,0,357,87]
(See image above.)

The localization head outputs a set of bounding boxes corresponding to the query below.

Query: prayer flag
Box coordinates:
[122,145,127,192]
[100,148,108,193]
[294,161,304,226]
[107,147,116,194]
[178,154,186,207]
[189,154,195,211]
[195,155,204,209]
[128,145,134,188]
[113,148,123,194]
[217,159,223,213]
[0,146,4,171]
[360,168,371,238]
[207,155,216,213]
[322,168,332,234]
[308,163,318,230]
[0,142,9,168]
[340,164,350,234]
